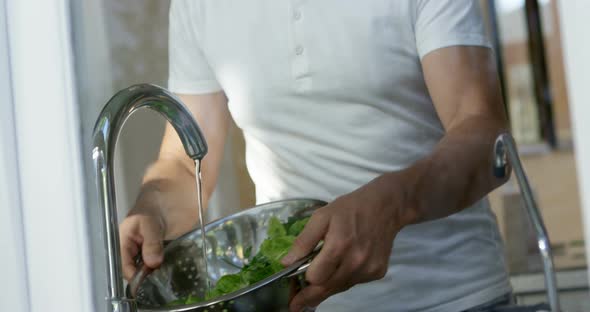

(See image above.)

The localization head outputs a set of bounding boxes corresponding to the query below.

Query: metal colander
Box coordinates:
[127,198,326,312]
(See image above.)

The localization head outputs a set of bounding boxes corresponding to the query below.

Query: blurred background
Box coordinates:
[1,0,590,311]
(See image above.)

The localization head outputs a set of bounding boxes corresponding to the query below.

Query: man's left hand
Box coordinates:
[281,172,415,312]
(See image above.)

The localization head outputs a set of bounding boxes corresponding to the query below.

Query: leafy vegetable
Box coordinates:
[205,274,249,300]
[267,217,287,238]
[287,218,309,236]
[167,216,310,306]
[243,245,252,258]
[259,235,296,262]
[184,294,201,305]
[240,254,278,284]
[166,298,186,306]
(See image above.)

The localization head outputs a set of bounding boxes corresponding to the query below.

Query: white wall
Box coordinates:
[557,0,590,281]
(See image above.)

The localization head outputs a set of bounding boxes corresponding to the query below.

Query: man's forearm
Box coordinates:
[134,159,200,211]
[131,158,211,238]
[385,115,509,226]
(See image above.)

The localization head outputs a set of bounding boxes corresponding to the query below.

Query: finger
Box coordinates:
[121,236,141,281]
[139,217,165,268]
[289,284,333,312]
[323,262,356,294]
[292,265,355,312]
[282,211,330,266]
[320,233,367,289]
[288,277,300,305]
[120,218,142,280]
[304,232,343,285]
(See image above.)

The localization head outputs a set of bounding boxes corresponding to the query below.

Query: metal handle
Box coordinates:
[128,263,152,299]
[284,243,323,284]
[493,133,560,312]
[128,239,174,298]
[284,257,313,280]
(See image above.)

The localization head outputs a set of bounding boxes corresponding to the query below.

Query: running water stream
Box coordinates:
[194,159,210,293]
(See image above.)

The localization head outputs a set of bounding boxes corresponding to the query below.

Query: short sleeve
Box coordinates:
[414,0,491,59]
[168,0,222,94]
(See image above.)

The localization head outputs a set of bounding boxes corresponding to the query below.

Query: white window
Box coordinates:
[0,0,94,311]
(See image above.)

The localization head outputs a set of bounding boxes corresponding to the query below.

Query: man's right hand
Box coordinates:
[118,161,205,281]
[119,208,166,281]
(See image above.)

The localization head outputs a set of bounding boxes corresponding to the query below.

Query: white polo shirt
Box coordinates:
[168,0,511,311]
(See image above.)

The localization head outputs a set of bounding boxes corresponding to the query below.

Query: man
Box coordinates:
[120,1,512,311]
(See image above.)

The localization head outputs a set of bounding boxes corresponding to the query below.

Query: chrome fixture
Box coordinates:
[493,133,560,312]
[92,84,208,312]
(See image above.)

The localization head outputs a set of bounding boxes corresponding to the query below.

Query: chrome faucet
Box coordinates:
[92,84,208,312]
[493,133,560,312]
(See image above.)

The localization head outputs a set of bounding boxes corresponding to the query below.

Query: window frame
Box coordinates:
[1,0,94,311]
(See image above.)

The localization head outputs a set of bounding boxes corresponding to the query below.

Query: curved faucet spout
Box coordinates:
[92,84,208,312]
[93,84,208,161]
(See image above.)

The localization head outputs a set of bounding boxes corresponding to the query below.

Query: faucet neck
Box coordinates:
[92,84,207,310]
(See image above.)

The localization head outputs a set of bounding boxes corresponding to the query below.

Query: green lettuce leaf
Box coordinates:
[267,216,287,238]
[259,235,296,262]
[287,217,309,236]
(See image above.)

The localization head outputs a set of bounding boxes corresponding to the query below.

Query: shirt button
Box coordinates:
[293,10,302,21]
[295,45,304,55]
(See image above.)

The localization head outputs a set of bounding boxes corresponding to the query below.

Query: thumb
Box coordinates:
[281,211,329,266]
[139,217,165,268]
